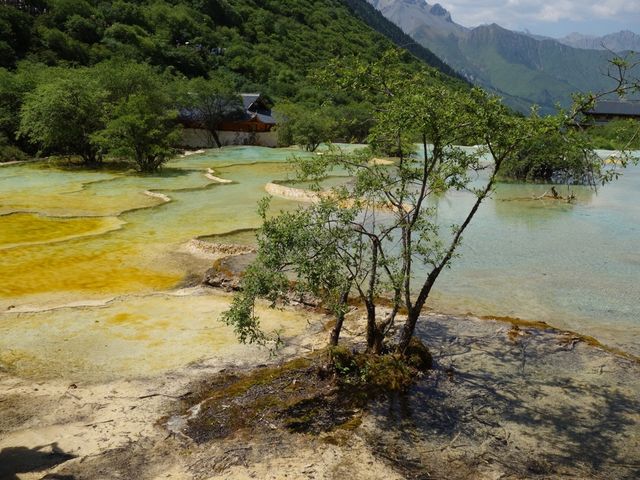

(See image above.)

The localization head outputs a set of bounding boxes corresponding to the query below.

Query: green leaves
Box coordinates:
[225,49,634,353]
[18,71,106,164]
[92,90,180,172]
[15,61,180,171]
[274,103,336,151]
[222,197,357,347]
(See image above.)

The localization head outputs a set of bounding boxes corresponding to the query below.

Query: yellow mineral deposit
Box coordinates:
[0,146,639,381]
[0,212,124,249]
[0,292,312,381]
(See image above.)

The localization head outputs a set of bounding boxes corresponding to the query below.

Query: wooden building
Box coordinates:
[218,94,277,133]
[584,101,640,125]
[179,93,278,148]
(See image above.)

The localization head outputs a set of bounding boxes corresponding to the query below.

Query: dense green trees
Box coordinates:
[0,0,464,167]
[0,4,33,68]
[94,93,180,172]
[0,0,636,177]
[93,61,181,171]
[498,113,601,185]
[0,0,460,92]
[274,103,336,151]
[7,61,180,171]
[499,115,640,184]
[588,119,640,151]
[19,72,106,165]
[93,69,181,172]
[499,54,640,184]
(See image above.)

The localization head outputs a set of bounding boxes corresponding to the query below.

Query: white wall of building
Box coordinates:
[181,128,278,148]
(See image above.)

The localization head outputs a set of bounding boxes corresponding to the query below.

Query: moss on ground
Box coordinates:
[180,341,433,443]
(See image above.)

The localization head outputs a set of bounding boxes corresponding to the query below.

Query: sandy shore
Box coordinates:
[264,182,411,213]
[265,182,321,203]
[1,302,638,479]
[0,160,31,167]
[180,238,255,260]
[0,298,328,479]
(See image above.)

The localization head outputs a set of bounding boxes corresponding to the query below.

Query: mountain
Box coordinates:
[341,0,463,81]
[558,31,640,52]
[367,0,629,113]
[0,0,463,99]
[368,0,466,38]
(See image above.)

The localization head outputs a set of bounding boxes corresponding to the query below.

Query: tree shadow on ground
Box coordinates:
[368,320,640,479]
[0,443,75,480]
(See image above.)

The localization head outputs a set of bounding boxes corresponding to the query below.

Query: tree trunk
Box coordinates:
[329,290,350,347]
[369,327,385,355]
[81,147,101,167]
[398,308,420,354]
[365,301,377,352]
[398,272,438,353]
[329,312,344,347]
[209,129,222,148]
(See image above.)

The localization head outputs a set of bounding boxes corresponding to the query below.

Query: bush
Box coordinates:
[329,340,432,393]
[405,337,433,371]
[0,134,28,163]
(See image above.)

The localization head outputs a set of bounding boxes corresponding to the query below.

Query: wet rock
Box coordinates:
[202,266,241,291]
[187,239,255,259]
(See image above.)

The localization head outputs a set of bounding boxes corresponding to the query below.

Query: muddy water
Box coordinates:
[1,147,639,381]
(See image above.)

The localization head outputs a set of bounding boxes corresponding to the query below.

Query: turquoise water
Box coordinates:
[428,168,640,352]
[1,146,638,356]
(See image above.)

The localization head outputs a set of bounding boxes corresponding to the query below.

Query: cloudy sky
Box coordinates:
[436,0,640,37]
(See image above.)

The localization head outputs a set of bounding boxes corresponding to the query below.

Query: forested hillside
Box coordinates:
[0,0,461,96]
[0,0,465,165]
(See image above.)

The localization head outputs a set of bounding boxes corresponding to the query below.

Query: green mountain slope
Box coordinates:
[0,0,462,99]
[340,0,462,81]
[448,25,616,112]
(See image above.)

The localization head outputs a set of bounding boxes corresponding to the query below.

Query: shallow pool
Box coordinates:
[1,145,638,379]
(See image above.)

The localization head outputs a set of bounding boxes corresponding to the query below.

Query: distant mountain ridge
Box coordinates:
[368,0,466,39]
[341,0,463,81]
[367,0,634,113]
[557,31,640,52]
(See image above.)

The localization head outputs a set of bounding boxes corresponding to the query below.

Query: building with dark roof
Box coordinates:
[179,93,278,148]
[218,94,277,133]
[584,101,640,125]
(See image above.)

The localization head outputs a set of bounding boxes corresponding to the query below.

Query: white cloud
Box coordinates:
[436,0,640,32]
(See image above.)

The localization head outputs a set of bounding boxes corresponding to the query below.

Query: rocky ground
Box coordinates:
[1,307,639,480]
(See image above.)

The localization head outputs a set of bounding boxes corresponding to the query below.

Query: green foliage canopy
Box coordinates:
[18,71,106,165]
[274,103,336,151]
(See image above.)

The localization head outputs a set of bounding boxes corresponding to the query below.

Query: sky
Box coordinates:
[436,0,640,37]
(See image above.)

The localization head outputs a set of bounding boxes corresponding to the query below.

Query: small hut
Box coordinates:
[180,93,278,148]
